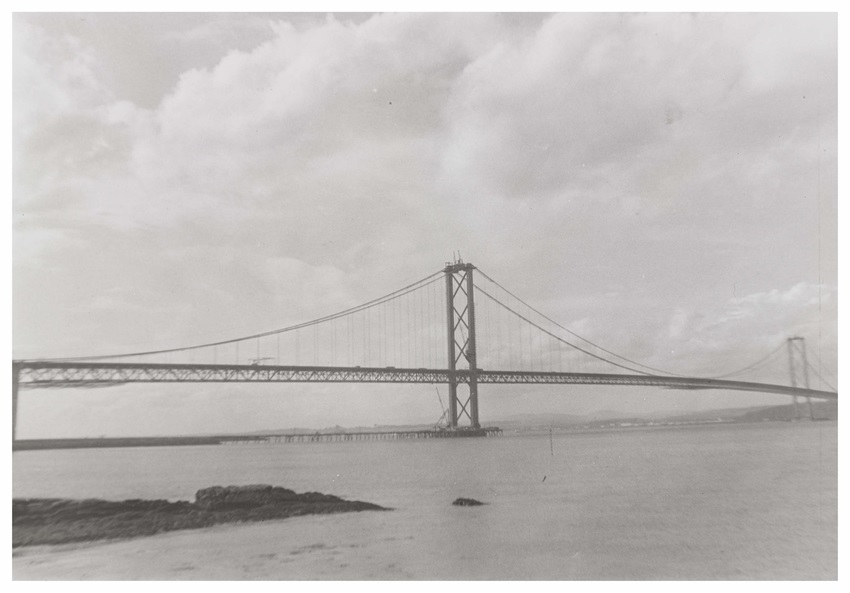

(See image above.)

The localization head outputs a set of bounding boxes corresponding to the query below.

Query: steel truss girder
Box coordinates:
[475,370,837,399]
[13,362,836,400]
[16,363,450,386]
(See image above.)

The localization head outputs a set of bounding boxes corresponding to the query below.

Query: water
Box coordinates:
[13,421,837,579]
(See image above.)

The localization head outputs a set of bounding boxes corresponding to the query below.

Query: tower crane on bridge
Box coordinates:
[434,387,450,431]
[250,357,275,366]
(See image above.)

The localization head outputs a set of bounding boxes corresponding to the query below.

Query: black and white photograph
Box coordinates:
[11,8,838,580]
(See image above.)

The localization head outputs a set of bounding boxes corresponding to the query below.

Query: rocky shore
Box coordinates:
[13,484,389,547]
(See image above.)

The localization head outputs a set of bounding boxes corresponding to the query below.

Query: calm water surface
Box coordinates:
[13,421,837,579]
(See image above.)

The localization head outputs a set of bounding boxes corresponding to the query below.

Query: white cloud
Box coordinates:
[651,283,836,380]
[12,13,837,434]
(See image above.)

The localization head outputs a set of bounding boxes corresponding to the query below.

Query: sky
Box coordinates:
[11,11,838,437]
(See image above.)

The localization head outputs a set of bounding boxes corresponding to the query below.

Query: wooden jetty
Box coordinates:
[221,427,503,445]
[13,427,502,451]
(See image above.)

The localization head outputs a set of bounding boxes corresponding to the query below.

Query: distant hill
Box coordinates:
[735,401,836,423]
[491,401,837,431]
[237,402,839,436]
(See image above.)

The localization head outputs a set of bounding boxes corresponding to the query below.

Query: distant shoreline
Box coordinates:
[13,412,836,452]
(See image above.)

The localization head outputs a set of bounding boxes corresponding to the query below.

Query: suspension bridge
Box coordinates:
[12,260,837,442]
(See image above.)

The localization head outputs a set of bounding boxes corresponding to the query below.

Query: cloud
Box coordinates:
[13,14,836,433]
[16,13,836,266]
[440,13,835,206]
[652,283,836,380]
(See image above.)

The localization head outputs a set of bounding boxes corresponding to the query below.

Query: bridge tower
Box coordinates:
[444,260,480,429]
[787,336,813,420]
[12,362,20,445]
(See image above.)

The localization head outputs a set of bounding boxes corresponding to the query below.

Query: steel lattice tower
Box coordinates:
[444,261,480,429]
[787,336,813,420]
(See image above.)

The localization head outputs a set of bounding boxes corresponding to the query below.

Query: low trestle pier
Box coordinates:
[222,427,502,445]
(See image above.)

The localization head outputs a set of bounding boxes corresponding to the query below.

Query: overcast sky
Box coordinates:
[12,12,837,437]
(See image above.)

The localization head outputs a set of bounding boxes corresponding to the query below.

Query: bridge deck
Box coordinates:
[13,361,837,400]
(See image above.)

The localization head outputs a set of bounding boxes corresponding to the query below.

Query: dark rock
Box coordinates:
[452,497,486,506]
[14,485,389,547]
[195,484,299,510]
[297,491,345,504]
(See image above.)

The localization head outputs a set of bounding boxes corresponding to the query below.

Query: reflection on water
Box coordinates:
[13,421,837,579]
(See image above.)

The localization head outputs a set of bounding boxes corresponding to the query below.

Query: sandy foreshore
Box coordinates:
[13,510,422,580]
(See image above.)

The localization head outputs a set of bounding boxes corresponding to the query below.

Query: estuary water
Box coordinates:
[13,421,837,580]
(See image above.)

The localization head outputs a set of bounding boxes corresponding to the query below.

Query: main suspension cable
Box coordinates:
[804,359,837,392]
[475,269,682,376]
[45,270,444,362]
[705,341,786,380]
[476,267,805,382]
[476,286,653,375]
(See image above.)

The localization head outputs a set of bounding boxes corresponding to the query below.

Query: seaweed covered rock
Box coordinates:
[296,491,346,504]
[452,497,485,506]
[195,485,300,510]
[14,485,389,547]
